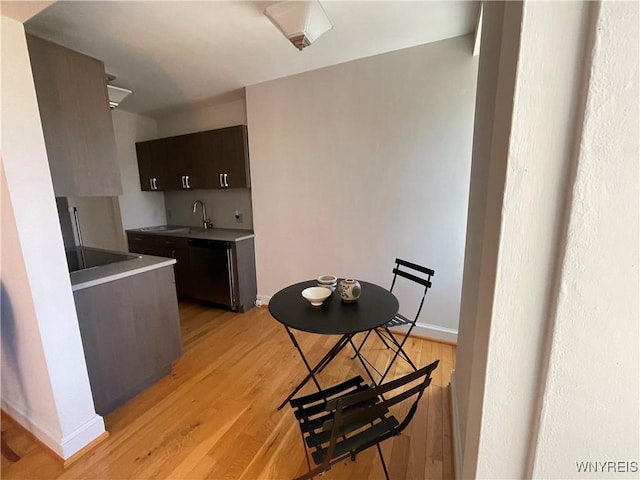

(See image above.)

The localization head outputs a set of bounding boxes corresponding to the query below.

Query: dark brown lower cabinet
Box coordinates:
[73,266,182,416]
[126,232,256,313]
[127,233,192,297]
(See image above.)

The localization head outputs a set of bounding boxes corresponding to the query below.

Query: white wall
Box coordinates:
[1,15,105,459]
[1,163,60,449]
[155,97,246,137]
[246,35,478,336]
[453,1,522,474]
[454,1,639,478]
[531,1,639,476]
[112,109,165,230]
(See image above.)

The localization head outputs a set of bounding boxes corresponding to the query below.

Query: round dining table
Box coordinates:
[269,280,399,409]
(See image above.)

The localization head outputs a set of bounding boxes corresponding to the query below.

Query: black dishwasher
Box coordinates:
[188,239,235,308]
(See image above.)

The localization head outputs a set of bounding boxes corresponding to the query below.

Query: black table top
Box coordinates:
[269,280,399,335]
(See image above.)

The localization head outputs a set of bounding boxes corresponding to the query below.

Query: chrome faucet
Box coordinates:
[192,200,212,230]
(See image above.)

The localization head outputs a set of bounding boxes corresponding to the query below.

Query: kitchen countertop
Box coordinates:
[70,249,176,291]
[126,226,255,242]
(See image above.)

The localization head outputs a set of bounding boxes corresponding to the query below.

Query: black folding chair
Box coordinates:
[289,360,439,480]
[352,258,434,383]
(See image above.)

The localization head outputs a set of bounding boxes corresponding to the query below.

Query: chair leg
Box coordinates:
[379,326,419,383]
[299,429,312,475]
[350,330,372,359]
[374,329,392,349]
[376,443,390,480]
[384,328,418,370]
[352,343,383,380]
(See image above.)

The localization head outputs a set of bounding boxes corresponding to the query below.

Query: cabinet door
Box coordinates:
[127,233,162,256]
[152,137,182,190]
[27,35,122,197]
[217,125,250,188]
[156,236,193,297]
[139,135,206,191]
[170,133,206,190]
[136,142,155,192]
[135,138,179,191]
[128,233,193,297]
[198,126,250,189]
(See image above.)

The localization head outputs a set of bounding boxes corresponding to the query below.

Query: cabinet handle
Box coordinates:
[224,173,229,187]
[185,175,190,189]
[153,178,158,190]
[219,173,224,188]
[149,178,154,190]
[181,175,185,188]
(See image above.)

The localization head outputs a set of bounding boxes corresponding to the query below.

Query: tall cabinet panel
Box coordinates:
[27,34,122,197]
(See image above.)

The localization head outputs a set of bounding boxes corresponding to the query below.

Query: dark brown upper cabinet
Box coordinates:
[137,136,185,191]
[136,125,250,191]
[27,34,122,197]
[197,126,251,189]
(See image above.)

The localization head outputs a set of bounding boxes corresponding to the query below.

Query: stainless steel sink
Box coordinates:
[137,225,215,235]
[139,226,189,233]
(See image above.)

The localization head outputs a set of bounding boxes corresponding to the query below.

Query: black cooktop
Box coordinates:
[66,247,139,273]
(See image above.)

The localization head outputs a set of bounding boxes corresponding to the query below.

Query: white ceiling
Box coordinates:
[25,1,479,116]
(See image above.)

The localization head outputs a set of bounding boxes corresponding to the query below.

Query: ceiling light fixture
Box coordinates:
[107,85,132,109]
[106,75,132,109]
[265,1,333,51]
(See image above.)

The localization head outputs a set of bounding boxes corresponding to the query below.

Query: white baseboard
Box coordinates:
[389,322,458,344]
[407,322,457,344]
[450,369,463,480]
[59,414,106,459]
[255,294,271,307]
[2,398,105,459]
[2,399,61,455]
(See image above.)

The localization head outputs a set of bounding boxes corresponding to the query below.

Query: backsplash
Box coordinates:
[164,188,253,231]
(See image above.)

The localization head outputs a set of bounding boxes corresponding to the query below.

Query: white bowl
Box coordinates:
[302,287,332,307]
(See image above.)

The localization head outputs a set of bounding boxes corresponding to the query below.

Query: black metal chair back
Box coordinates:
[389,258,434,322]
[290,360,439,480]
[352,258,435,382]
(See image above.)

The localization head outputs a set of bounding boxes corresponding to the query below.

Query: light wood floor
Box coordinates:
[1,300,456,479]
